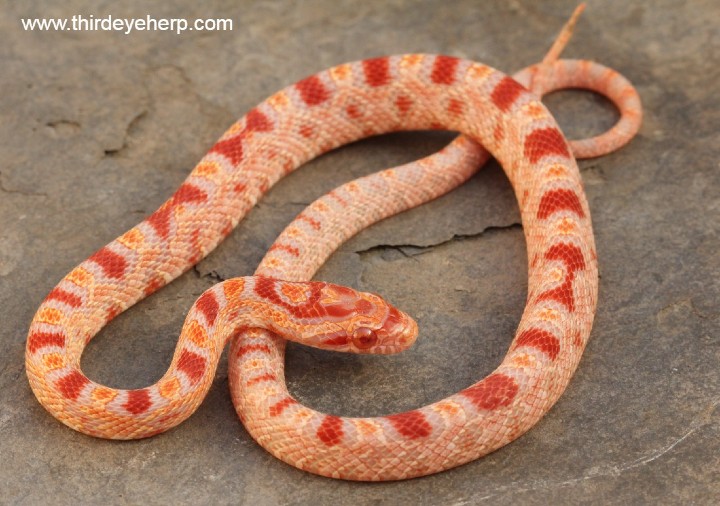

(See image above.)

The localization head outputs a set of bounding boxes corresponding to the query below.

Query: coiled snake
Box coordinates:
[26,5,642,480]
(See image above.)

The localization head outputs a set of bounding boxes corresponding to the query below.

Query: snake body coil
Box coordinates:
[26,9,641,481]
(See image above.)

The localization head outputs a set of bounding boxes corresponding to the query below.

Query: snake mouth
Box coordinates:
[401,317,419,347]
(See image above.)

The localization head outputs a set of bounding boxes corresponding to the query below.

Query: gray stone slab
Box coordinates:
[1,0,718,504]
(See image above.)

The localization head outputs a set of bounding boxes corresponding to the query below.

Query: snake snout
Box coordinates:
[378,305,418,353]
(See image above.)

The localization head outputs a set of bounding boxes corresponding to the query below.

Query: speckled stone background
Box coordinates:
[1,0,718,504]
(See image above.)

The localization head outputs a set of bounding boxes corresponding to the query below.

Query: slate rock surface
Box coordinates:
[1,1,718,504]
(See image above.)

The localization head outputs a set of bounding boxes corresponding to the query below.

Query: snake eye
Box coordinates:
[351,327,378,349]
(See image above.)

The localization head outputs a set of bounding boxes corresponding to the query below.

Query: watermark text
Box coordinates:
[21,15,233,35]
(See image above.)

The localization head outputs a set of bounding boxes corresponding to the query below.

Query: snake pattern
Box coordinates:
[26,7,642,481]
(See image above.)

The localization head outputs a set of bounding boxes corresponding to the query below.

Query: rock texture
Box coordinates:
[1,0,718,504]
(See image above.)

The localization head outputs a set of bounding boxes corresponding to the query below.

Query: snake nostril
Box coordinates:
[351,327,378,349]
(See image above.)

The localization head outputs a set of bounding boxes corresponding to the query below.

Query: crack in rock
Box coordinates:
[193,265,226,284]
[355,223,523,259]
[103,110,148,157]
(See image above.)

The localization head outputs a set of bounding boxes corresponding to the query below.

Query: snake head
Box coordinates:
[317,283,418,354]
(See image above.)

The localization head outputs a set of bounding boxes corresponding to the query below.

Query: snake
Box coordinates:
[25,6,642,481]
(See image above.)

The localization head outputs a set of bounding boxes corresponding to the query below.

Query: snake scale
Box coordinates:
[26,5,642,480]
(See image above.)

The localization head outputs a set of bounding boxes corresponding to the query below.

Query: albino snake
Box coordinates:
[26,5,642,480]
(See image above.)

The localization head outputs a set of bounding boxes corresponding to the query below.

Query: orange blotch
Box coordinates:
[36,307,63,325]
[267,91,289,109]
[260,385,281,399]
[118,228,145,250]
[313,201,329,213]
[522,101,547,119]
[195,160,220,177]
[91,386,117,404]
[67,267,92,287]
[222,278,246,300]
[224,121,245,136]
[467,63,492,81]
[283,226,301,238]
[244,358,265,371]
[329,63,352,82]
[292,408,313,423]
[187,320,209,348]
[263,257,283,270]
[400,54,424,68]
[355,420,381,436]
[510,353,536,368]
[433,401,461,416]
[538,307,561,321]
[42,353,65,370]
[557,217,577,235]
[159,376,181,399]
[549,267,565,282]
[547,163,569,179]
